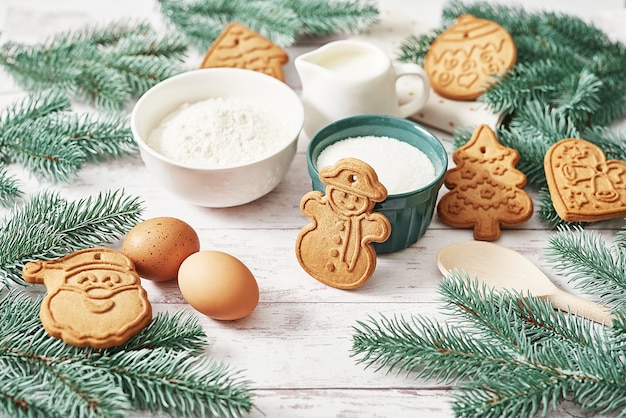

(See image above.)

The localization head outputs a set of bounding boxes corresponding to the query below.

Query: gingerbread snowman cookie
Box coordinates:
[296,158,391,289]
[23,248,152,349]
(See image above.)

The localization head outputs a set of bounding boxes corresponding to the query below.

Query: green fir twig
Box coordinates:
[0,289,255,417]
[353,276,626,417]
[0,21,187,110]
[545,226,626,309]
[0,90,138,205]
[0,164,21,207]
[157,0,379,50]
[352,226,626,417]
[283,0,379,37]
[0,189,143,287]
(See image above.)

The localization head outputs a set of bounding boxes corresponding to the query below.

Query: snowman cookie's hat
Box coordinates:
[319,158,388,202]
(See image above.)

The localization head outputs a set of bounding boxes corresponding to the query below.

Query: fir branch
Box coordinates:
[158,0,300,49]
[61,20,153,45]
[479,60,576,115]
[0,91,138,204]
[0,189,143,287]
[438,272,599,347]
[4,118,87,182]
[397,33,439,65]
[51,112,136,162]
[283,0,379,37]
[498,101,580,188]
[0,90,70,138]
[0,21,187,110]
[0,164,21,206]
[440,0,532,30]
[545,226,626,309]
[121,311,207,354]
[0,289,255,417]
[0,290,134,418]
[100,349,254,417]
[352,310,530,385]
[582,125,626,162]
[617,224,626,252]
[157,0,379,50]
[352,272,626,418]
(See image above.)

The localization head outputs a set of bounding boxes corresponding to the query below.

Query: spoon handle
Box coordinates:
[548,290,614,326]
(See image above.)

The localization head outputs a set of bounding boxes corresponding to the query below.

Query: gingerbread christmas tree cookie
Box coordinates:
[437,124,533,240]
[424,14,517,101]
[199,22,289,81]
[544,138,626,222]
[295,158,391,290]
[23,248,152,349]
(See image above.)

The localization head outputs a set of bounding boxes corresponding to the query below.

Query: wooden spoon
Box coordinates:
[436,241,614,326]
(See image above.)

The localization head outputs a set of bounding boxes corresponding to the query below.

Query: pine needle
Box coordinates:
[352,269,626,418]
[285,0,379,37]
[546,226,626,309]
[0,165,21,207]
[0,21,187,110]
[352,221,626,417]
[0,289,255,418]
[157,0,379,49]
[0,189,143,287]
[0,90,139,205]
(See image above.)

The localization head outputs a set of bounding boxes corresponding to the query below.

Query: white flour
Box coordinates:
[146,97,289,168]
[316,135,436,195]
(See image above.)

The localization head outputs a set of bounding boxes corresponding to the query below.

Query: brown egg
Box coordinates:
[177,250,259,320]
[122,217,200,281]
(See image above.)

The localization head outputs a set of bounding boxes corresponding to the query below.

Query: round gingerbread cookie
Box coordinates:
[424,14,517,101]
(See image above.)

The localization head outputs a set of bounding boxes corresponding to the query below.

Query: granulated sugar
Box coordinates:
[316,135,436,195]
[146,97,289,168]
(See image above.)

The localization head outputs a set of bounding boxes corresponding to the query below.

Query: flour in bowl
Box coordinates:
[316,135,436,194]
[146,97,290,168]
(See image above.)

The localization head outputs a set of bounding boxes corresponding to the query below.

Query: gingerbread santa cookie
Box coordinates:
[437,124,533,240]
[295,158,391,290]
[23,248,152,349]
[424,14,516,101]
[544,138,626,222]
[200,22,289,81]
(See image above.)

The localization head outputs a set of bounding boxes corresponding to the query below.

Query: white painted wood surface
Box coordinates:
[1,1,625,417]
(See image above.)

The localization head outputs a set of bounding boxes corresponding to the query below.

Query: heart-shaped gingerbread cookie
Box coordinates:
[544,138,626,222]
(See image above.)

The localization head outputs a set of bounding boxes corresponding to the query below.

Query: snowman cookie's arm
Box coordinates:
[300,191,326,219]
[360,213,391,244]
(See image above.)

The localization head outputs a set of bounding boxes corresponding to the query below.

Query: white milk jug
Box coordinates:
[295,40,430,137]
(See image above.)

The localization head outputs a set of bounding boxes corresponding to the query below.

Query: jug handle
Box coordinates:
[393,62,430,118]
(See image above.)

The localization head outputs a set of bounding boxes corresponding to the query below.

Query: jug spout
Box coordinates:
[293,53,322,85]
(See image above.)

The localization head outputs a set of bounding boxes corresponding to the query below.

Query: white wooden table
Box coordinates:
[1,1,625,417]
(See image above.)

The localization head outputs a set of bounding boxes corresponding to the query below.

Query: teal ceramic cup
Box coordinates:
[306,115,448,254]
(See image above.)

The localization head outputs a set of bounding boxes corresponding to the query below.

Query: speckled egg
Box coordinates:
[177,250,259,320]
[122,217,200,281]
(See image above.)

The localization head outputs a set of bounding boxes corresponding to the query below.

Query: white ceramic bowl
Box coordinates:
[131,68,304,207]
